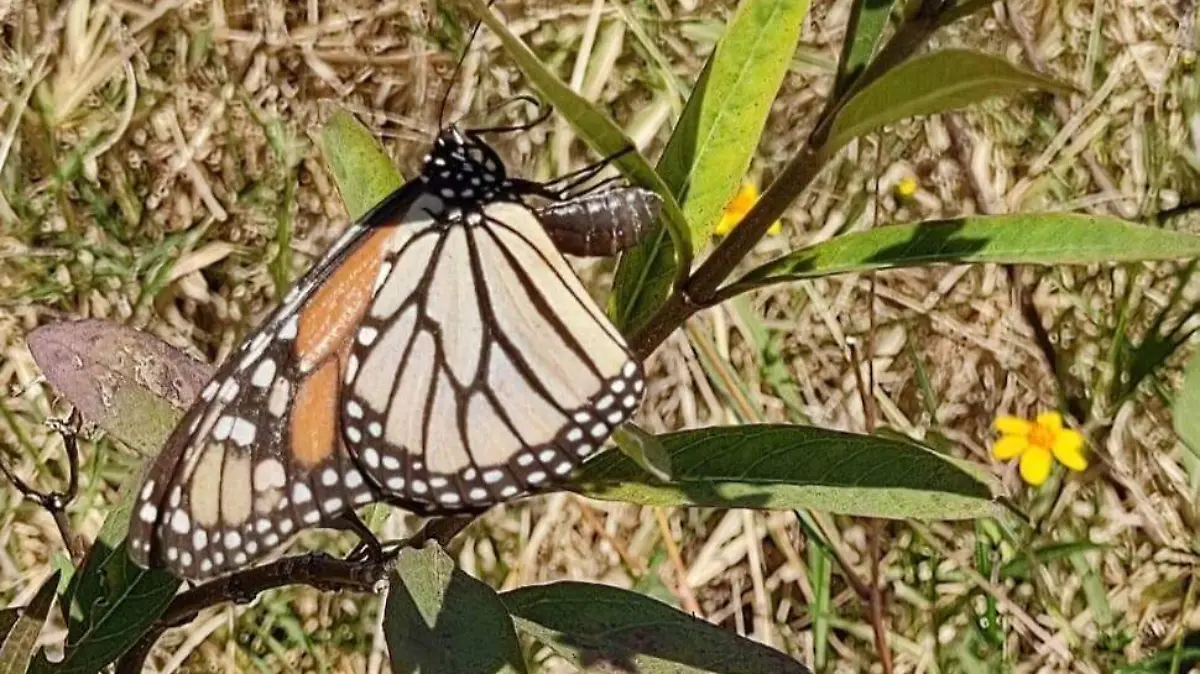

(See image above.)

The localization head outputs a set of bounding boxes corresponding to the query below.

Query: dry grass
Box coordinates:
[1,0,1199,672]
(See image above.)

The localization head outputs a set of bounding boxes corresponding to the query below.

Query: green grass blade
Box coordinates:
[503,581,810,673]
[734,214,1200,290]
[998,541,1105,579]
[823,48,1073,156]
[1175,348,1200,460]
[571,424,997,519]
[610,0,810,331]
[384,543,528,674]
[808,542,831,669]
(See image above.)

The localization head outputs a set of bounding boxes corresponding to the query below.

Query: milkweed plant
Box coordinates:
[4,0,1199,672]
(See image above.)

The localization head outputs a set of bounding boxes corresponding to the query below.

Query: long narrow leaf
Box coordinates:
[611,0,809,331]
[0,572,60,674]
[824,49,1072,155]
[834,0,897,95]
[571,424,997,519]
[504,581,811,673]
[733,214,1200,292]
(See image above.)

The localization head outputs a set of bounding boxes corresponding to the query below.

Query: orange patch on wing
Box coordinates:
[290,358,339,468]
[295,228,391,372]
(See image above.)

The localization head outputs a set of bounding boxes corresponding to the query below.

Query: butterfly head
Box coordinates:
[419,127,511,206]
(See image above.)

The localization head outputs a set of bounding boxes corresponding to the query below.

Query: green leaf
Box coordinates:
[384,543,528,674]
[503,581,810,673]
[610,0,810,332]
[0,572,59,674]
[30,471,180,674]
[734,214,1200,291]
[824,49,1073,155]
[571,424,997,519]
[463,0,691,311]
[612,424,673,481]
[834,0,897,96]
[26,320,211,456]
[321,109,406,220]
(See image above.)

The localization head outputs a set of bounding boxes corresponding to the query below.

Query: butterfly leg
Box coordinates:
[329,511,385,563]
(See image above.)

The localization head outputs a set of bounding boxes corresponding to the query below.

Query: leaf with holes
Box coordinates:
[823,49,1073,156]
[503,581,811,673]
[0,572,60,674]
[384,542,528,674]
[572,424,997,519]
[610,0,809,332]
[27,320,211,456]
[733,214,1200,293]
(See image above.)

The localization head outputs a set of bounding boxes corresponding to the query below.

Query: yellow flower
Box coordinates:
[895,176,918,199]
[714,183,782,237]
[992,412,1087,486]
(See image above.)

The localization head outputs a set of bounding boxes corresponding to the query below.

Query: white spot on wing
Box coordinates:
[253,459,286,491]
[230,418,256,447]
[293,483,312,504]
[213,416,234,441]
[268,378,290,418]
[251,359,277,388]
[139,503,157,523]
[278,316,298,340]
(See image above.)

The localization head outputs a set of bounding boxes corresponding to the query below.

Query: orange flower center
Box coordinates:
[1028,423,1055,450]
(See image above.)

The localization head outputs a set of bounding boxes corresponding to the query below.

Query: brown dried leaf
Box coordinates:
[27,320,213,456]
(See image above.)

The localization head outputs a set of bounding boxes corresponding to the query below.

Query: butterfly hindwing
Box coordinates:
[128,185,426,580]
[339,199,644,511]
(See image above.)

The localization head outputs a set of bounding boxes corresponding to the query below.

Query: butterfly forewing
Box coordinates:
[128,185,427,580]
[339,200,643,511]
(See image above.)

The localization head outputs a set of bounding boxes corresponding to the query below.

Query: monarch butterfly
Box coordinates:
[127,122,660,580]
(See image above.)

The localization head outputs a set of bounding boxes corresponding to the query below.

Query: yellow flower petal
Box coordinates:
[895,176,918,198]
[1052,429,1088,472]
[1035,411,1063,432]
[992,435,1028,460]
[1019,446,1053,486]
[715,183,780,237]
[993,416,1032,436]
[731,183,760,210]
[715,213,738,236]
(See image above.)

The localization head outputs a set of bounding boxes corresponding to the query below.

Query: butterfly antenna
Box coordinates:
[436,5,492,130]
